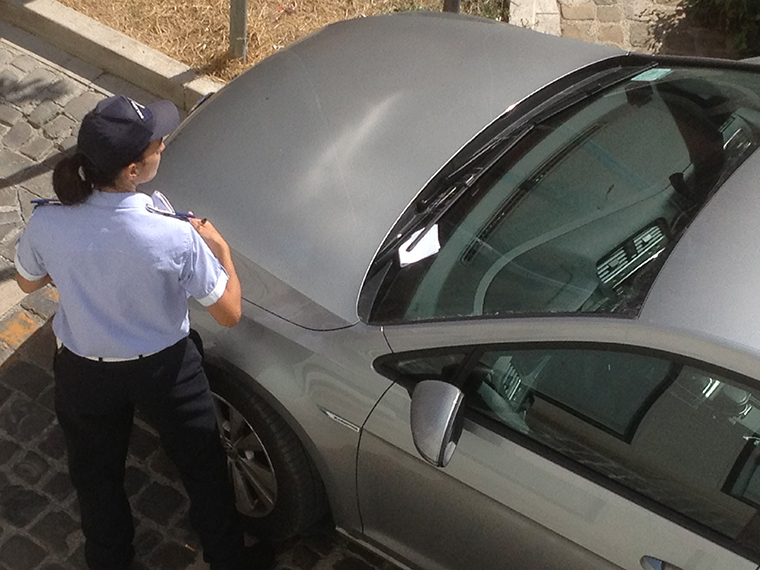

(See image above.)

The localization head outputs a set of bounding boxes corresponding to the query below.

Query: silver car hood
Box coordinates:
[150,12,621,328]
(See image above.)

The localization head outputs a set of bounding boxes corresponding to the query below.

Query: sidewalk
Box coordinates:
[0,20,395,570]
[0,19,144,367]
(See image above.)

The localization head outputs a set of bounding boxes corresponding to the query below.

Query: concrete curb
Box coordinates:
[0,0,225,111]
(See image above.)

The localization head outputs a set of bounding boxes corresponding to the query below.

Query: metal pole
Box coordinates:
[230,0,247,61]
[442,0,460,12]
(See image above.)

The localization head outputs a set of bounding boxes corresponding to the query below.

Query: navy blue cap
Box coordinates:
[77,96,180,174]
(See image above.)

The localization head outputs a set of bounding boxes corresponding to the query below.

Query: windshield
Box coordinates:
[367,65,760,324]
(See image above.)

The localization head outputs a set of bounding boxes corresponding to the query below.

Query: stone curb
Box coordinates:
[0,0,225,111]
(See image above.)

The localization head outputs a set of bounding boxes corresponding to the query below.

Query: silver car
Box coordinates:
[148,11,760,570]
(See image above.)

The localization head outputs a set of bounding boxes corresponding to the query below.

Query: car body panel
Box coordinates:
[231,250,352,330]
[188,299,391,531]
[640,152,760,358]
[150,13,621,327]
[358,417,623,570]
[359,380,758,570]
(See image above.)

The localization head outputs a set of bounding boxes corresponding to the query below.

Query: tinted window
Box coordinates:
[381,346,760,555]
[368,66,760,323]
[390,352,467,387]
[471,349,675,439]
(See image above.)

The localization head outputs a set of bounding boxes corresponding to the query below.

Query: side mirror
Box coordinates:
[410,380,465,467]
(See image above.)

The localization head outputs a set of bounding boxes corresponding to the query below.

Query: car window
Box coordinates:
[368,66,760,324]
[471,349,676,440]
[390,351,467,381]
[379,346,760,558]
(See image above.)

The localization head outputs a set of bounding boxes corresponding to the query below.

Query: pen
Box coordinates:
[145,204,197,219]
[144,205,207,224]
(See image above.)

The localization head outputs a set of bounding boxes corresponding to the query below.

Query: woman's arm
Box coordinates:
[188,218,242,327]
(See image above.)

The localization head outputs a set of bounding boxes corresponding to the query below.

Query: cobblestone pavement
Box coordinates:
[0,23,399,570]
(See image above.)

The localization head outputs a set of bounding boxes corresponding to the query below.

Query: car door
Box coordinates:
[356,323,760,570]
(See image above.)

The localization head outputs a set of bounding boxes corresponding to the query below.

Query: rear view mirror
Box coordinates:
[410,380,465,467]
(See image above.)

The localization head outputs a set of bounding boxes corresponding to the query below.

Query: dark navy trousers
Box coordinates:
[54,336,244,570]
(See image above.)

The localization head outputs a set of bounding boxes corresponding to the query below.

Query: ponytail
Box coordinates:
[52,153,92,205]
[52,153,121,205]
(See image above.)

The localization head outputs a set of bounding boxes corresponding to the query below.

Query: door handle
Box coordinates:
[641,556,683,570]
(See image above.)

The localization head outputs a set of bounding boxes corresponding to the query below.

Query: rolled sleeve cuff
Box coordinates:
[196,272,229,307]
[14,252,47,282]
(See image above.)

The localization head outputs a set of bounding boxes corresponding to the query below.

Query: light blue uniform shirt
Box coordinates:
[15,191,228,359]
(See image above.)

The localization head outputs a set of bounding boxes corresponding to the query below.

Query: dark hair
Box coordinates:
[52,152,122,205]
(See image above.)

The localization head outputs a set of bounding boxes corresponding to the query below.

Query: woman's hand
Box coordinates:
[15,273,53,294]
[188,216,230,259]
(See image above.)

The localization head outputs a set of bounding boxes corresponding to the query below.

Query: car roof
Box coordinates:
[640,149,760,357]
[151,12,622,324]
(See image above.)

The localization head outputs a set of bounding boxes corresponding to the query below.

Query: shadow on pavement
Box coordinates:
[0,74,71,106]
[0,150,63,191]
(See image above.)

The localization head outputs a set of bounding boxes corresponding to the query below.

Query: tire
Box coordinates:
[207,368,328,540]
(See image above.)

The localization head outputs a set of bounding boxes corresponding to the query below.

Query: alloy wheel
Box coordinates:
[212,393,278,517]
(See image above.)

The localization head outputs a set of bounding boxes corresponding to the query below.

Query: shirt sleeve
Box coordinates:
[14,218,48,281]
[179,227,230,307]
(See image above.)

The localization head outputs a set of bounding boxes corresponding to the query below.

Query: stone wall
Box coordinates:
[508,0,735,58]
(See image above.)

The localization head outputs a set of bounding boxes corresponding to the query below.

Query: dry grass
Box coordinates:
[57,0,462,82]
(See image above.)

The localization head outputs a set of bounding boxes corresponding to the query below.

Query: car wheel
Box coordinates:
[208,370,328,539]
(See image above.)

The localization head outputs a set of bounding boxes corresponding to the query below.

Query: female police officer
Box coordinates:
[14,95,272,570]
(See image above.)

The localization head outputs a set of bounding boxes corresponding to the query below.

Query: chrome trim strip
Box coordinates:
[320,408,361,433]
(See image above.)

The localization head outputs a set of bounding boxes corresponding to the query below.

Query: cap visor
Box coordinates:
[147,100,180,140]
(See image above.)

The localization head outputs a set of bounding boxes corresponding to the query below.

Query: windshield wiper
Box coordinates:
[441,132,512,187]
[372,124,535,270]
[371,207,438,271]
[442,64,655,189]
[373,62,658,270]
[404,126,534,252]
[527,63,657,124]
